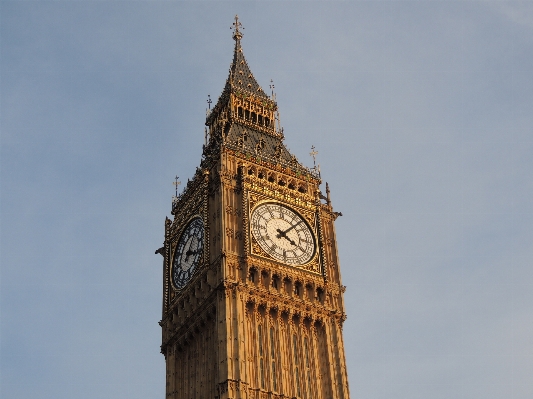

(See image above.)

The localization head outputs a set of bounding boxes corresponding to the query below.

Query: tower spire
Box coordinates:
[207,15,269,124]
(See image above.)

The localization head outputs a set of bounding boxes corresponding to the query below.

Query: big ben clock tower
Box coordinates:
[158,17,350,399]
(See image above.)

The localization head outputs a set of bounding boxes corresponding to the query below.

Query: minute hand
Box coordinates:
[276,220,303,238]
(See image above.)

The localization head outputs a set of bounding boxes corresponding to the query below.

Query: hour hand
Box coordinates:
[276,228,296,246]
[277,220,303,236]
[184,249,198,262]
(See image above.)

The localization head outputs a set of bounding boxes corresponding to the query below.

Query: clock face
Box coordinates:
[251,203,316,265]
[172,217,204,290]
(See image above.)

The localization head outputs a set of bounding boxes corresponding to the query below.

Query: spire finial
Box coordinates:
[310,145,318,168]
[172,175,181,208]
[231,15,243,41]
[310,145,321,177]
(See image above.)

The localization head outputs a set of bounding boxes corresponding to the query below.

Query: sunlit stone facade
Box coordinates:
[159,17,350,399]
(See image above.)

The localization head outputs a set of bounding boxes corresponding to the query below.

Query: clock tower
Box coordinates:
[159,17,350,399]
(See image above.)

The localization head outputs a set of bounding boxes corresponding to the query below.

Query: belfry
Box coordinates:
[158,16,350,399]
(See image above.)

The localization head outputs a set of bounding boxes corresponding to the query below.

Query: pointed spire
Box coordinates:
[208,16,269,119]
[202,18,320,182]
[206,17,283,143]
[226,17,268,100]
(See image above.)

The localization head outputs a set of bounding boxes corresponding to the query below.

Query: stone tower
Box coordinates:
[159,17,350,399]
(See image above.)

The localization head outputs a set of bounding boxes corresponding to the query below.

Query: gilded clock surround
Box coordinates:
[171,216,205,290]
[248,198,320,273]
[158,17,350,399]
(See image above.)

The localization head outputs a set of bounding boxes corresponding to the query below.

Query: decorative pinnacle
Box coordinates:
[310,145,321,178]
[231,15,243,41]
[325,182,331,206]
[173,175,181,197]
[270,79,276,99]
[310,145,318,168]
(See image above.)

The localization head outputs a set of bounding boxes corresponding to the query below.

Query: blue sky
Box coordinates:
[1,1,532,398]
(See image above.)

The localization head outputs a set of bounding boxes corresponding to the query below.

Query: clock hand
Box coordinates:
[276,228,296,246]
[276,220,303,238]
[285,236,296,246]
[183,236,200,262]
[184,249,199,262]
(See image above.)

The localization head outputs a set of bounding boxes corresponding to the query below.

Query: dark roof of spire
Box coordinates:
[225,37,269,99]
[225,124,292,163]
[209,28,269,115]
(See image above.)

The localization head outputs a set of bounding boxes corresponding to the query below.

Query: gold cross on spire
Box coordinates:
[231,15,243,41]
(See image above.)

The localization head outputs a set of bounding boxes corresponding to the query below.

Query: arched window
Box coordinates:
[261,270,270,289]
[271,274,280,290]
[249,268,257,284]
[317,287,325,303]
[294,281,302,298]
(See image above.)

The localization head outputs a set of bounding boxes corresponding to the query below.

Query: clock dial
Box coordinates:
[251,203,315,265]
[172,217,204,289]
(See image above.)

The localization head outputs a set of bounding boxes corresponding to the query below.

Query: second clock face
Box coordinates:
[251,203,315,265]
[172,217,204,290]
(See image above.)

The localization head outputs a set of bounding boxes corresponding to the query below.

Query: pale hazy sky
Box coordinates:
[1,2,532,399]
